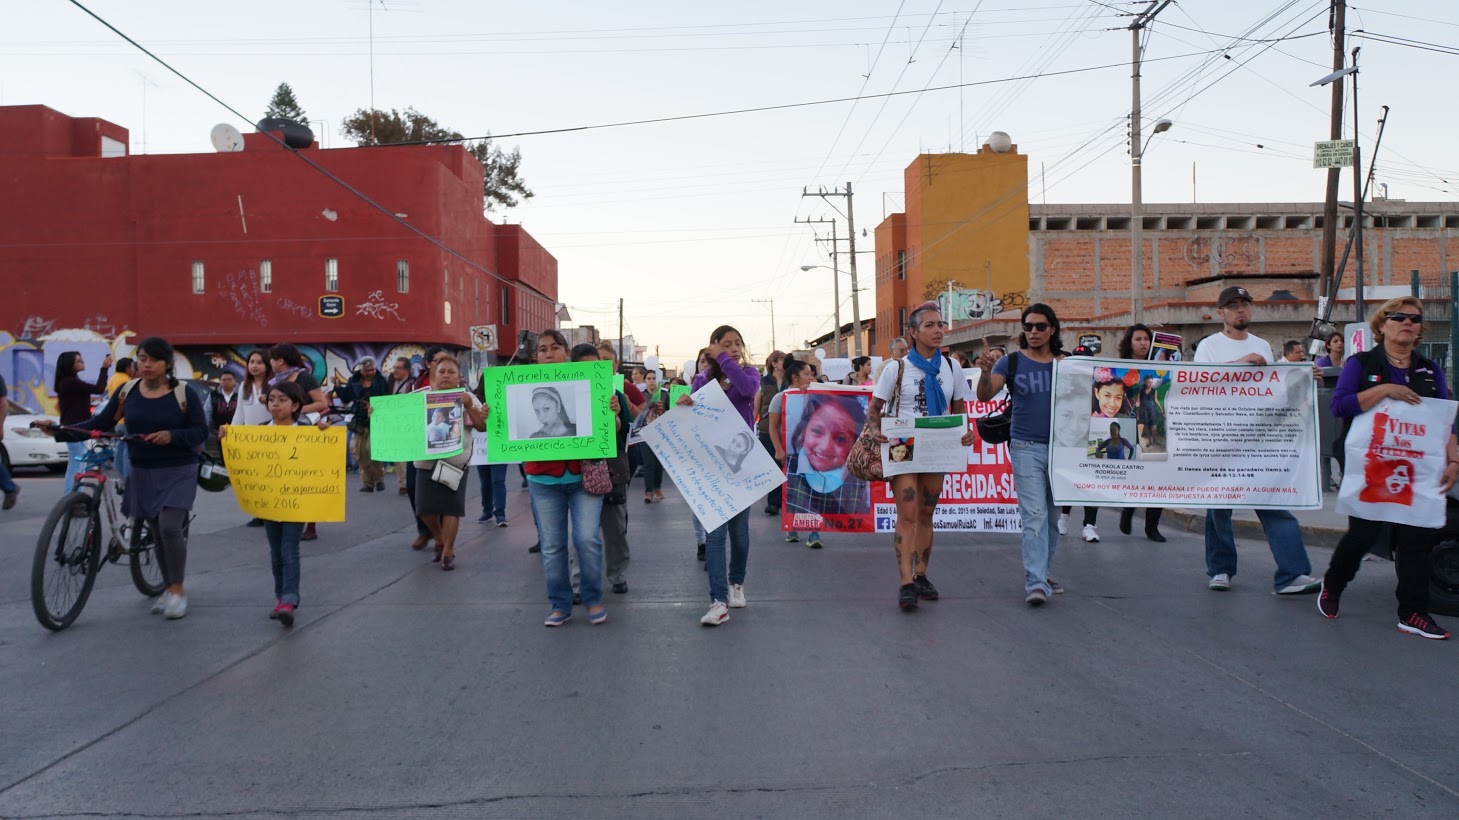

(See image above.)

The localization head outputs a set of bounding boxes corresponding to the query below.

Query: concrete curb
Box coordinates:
[1159,508,1346,549]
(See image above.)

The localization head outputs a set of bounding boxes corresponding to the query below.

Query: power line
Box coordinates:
[803,0,907,188]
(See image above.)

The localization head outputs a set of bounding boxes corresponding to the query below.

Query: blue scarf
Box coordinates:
[906,347,948,415]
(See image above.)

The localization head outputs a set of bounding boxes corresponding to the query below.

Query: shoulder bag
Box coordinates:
[847,359,904,482]
[974,352,1018,445]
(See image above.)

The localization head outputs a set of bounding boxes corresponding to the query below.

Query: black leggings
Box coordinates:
[148,507,190,587]
[1324,516,1436,617]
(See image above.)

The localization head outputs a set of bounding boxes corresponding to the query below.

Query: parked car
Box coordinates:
[2,399,68,473]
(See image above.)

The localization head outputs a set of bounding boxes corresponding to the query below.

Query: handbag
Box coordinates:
[430,460,464,491]
[582,459,614,496]
[847,359,904,482]
[974,351,1018,445]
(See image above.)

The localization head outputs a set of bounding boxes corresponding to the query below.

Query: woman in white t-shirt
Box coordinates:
[869,302,977,611]
[234,350,274,426]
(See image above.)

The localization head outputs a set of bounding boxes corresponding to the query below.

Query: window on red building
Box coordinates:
[396,260,409,293]
[191,260,205,294]
[259,260,272,293]
[325,258,339,292]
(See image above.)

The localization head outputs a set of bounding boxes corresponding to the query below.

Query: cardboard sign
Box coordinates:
[1337,397,1458,528]
[369,389,467,462]
[222,426,346,523]
[481,361,615,462]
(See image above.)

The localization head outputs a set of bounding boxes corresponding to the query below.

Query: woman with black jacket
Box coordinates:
[54,350,112,492]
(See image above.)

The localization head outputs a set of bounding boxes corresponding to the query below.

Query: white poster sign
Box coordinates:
[642,380,786,532]
[881,415,970,478]
[1336,397,1458,528]
[1049,358,1322,509]
[467,430,490,466]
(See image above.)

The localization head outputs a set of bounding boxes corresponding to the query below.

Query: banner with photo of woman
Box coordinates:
[1050,357,1321,508]
[481,361,616,462]
[774,390,1020,533]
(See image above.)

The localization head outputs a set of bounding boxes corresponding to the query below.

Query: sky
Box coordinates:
[5,1,1457,366]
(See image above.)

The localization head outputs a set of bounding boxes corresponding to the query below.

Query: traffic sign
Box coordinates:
[1313,139,1355,169]
[470,324,498,351]
[319,295,345,318]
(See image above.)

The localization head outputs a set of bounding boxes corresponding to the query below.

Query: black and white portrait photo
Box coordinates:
[506,380,594,442]
[713,429,756,475]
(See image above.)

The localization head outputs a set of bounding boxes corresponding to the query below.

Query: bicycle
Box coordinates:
[30,431,184,631]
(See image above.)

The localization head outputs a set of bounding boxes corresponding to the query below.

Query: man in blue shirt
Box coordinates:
[977,303,1065,606]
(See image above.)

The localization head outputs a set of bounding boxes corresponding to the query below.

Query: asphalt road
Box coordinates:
[1,466,1456,818]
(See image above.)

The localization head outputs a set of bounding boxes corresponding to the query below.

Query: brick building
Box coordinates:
[875,147,1458,370]
[0,104,559,412]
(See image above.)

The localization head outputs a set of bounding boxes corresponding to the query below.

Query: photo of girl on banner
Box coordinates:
[779,391,872,530]
[507,382,592,442]
[1055,363,1171,460]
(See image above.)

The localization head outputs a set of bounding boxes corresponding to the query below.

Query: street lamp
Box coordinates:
[801,263,844,357]
[1131,117,1173,325]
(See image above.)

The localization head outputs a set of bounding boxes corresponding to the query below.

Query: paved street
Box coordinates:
[1,467,1456,818]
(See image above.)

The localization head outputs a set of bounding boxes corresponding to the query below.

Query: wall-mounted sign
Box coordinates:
[470,324,499,351]
[1313,139,1355,169]
[319,295,345,318]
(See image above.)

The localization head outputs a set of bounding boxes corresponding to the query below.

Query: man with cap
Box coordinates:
[1192,286,1321,595]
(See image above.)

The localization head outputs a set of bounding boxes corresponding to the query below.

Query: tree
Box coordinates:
[264,82,307,122]
[339,107,533,212]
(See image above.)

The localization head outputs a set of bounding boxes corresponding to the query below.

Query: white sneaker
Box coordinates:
[1081,523,1100,543]
[728,584,747,608]
[1209,573,1231,591]
[700,601,729,626]
[163,594,189,620]
[1275,574,1322,595]
[1056,514,1069,535]
[150,593,173,615]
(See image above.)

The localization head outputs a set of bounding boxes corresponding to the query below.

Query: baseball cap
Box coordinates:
[1217,286,1253,308]
[1071,345,1092,356]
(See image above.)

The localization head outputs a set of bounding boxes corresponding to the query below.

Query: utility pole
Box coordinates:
[752,298,776,352]
[802,184,865,357]
[795,215,841,356]
[1129,0,1172,325]
[617,297,624,364]
[1349,47,1365,321]
[1320,0,1347,299]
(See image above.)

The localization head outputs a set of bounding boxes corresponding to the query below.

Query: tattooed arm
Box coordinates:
[868,397,888,442]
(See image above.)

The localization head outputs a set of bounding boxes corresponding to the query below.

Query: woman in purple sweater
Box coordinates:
[684,325,760,626]
[54,350,112,492]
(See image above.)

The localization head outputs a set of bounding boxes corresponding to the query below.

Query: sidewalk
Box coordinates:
[1161,496,1348,548]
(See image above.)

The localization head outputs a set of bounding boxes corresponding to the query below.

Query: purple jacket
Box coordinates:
[692,353,760,429]
[1330,356,1451,418]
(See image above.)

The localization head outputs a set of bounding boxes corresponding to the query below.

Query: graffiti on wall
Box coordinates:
[357,290,404,321]
[1,329,432,415]
[1183,236,1259,272]
[223,270,269,327]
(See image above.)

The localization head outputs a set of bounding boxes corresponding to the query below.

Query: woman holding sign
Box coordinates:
[1320,297,1459,640]
[685,326,761,626]
[871,303,978,611]
[413,356,484,571]
[218,380,331,626]
[524,330,613,626]
[269,343,329,542]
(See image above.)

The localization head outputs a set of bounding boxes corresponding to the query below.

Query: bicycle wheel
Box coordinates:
[31,491,103,631]
[127,519,167,598]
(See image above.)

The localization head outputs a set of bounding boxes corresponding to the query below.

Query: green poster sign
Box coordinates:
[482,360,615,462]
[368,389,468,462]
[614,373,625,395]
[669,384,691,407]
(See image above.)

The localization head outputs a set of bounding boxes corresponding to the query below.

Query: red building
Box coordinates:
[0,104,556,410]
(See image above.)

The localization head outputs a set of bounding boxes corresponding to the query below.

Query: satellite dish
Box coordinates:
[987,131,1013,153]
[210,123,244,153]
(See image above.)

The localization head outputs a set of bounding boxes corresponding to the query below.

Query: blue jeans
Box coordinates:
[692,513,706,545]
[476,463,509,522]
[0,452,16,494]
[640,447,664,493]
[1010,439,1058,596]
[263,521,303,605]
[528,480,604,612]
[704,508,751,603]
[1205,509,1311,590]
[64,441,87,492]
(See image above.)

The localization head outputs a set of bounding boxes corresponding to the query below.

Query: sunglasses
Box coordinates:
[1022,322,1051,332]
[1386,312,1423,325]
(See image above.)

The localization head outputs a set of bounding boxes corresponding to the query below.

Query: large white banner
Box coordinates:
[1050,358,1321,509]
[643,380,786,532]
[1336,397,1458,528]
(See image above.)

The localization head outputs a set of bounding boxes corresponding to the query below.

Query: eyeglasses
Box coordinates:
[1386,312,1423,325]
[1022,322,1051,333]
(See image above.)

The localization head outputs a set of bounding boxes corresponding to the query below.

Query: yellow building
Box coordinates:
[877,140,1031,344]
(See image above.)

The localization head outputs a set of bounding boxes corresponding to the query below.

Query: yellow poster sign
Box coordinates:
[221,426,347,523]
